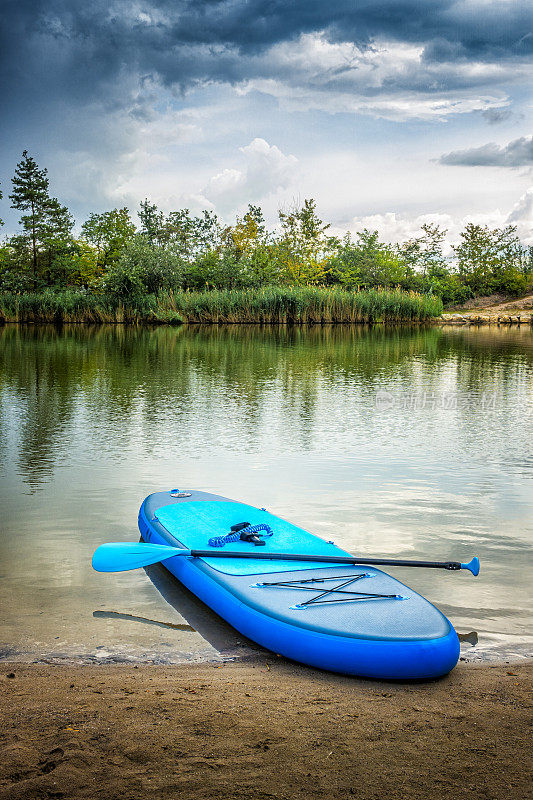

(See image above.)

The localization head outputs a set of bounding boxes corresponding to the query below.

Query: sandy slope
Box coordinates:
[450,293,533,312]
[442,293,533,321]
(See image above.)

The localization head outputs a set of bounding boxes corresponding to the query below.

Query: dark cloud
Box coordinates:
[0,0,531,225]
[481,108,514,125]
[1,0,532,115]
[439,136,533,167]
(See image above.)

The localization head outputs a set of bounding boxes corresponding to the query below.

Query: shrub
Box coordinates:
[103,236,183,300]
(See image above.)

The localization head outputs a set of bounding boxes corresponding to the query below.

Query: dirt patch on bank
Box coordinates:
[450,292,533,312]
[438,292,533,324]
[1,659,531,800]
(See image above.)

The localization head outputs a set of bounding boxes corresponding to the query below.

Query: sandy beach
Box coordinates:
[1,658,531,800]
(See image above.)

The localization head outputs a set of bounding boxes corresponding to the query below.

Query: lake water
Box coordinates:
[0,323,531,666]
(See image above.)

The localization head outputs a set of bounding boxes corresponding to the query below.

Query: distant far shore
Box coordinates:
[1,659,530,800]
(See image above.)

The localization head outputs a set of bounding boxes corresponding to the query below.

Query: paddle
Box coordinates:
[92,542,480,576]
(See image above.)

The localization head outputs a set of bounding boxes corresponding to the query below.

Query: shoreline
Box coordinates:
[2,640,531,668]
[437,312,532,325]
[0,314,531,326]
[2,658,531,799]
[1,290,531,327]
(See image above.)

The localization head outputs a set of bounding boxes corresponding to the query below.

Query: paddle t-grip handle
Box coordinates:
[460,557,480,576]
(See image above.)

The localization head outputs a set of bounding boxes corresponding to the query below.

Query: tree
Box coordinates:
[165,209,221,259]
[138,199,166,246]
[453,224,528,295]
[400,224,449,278]
[81,208,136,270]
[103,236,183,299]
[48,240,99,287]
[39,197,75,280]
[9,151,50,274]
[275,199,336,284]
[331,229,407,289]
[216,205,274,287]
[41,198,74,242]
[222,205,267,259]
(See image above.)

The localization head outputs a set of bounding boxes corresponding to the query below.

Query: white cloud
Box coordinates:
[203,138,298,213]
[339,187,533,249]
[237,33,521,121]
[44,97,205,217]
[94,136,299,220]
[507,186,533,234]
[336,212,457,251]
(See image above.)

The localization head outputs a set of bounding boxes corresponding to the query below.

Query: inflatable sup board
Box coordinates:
[138,489,460,679]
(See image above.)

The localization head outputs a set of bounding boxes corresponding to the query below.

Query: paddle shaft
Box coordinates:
[188,550,464,571]
[91,542,479,574]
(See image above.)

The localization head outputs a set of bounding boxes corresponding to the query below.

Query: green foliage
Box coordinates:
[330,229,408,289]
[9,151,49,207]
[138,199,166,246]
[0,242,35,292]
[395,225,475,304]
[81,207,136,270]
[47,239,99,287]
[103,236,183,299]
[166,209,222,258]
[138,201,222,258]
[399,224,448,277]
[274,199,337,285]
[453,224,528,296]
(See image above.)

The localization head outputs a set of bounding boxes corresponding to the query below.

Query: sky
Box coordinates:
[1,0,532,245]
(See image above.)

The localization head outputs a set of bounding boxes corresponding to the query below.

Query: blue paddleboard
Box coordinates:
[138,490,460,679]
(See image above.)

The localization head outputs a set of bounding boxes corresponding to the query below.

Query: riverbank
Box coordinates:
[0,287,442,324]
[438,292,533,325]
[1,659,530,800]
[439,313,532,325]
[1,288,533,326]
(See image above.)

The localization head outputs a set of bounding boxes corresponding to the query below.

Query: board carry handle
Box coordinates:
[92,542,480,576]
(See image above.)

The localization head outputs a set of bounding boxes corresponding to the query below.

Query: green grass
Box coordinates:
[0,286,443,324]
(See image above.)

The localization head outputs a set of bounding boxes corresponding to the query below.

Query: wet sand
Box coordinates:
[1,658,531,800]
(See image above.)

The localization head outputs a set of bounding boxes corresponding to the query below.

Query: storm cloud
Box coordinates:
[439,136,533,167]
[2,0,532,123]
[0,0,532,233]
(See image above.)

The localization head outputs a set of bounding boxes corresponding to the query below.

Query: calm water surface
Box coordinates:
[0,324,531,665]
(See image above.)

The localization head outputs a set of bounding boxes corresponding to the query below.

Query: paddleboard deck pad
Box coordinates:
[139,490,460,679]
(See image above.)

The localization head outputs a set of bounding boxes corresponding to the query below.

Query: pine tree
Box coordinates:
[40,198,74,243]
[9,151,50,274]
[39,198,74,279]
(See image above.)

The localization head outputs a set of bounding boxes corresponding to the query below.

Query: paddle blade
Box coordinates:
[461,557,480,576]
[92,542,188,572]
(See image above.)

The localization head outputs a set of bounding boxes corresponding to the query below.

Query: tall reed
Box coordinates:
[0,286,443,324]
[160,286,443,323]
